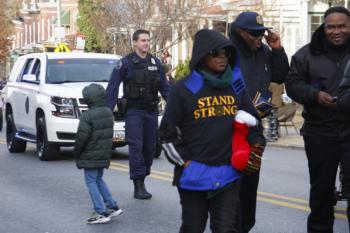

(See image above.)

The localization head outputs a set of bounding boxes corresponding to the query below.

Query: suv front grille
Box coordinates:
[57,132,76,140]
[73,98,88,117]
[75,98,125,121]
[78,98,86,105]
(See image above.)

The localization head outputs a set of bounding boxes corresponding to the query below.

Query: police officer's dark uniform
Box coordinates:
[106,51,170,199]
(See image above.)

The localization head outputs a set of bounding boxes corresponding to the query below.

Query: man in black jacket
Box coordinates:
[285,6,350,233]
[229,11,289,233]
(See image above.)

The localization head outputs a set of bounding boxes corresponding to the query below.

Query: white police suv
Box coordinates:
[4,52,129,161]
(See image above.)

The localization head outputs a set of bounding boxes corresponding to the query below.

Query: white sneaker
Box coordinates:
[86,212,111,224]
[107,206,123,218]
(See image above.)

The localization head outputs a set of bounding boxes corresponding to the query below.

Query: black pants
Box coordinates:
[178,180,240,233]
[0,107,2,131]
[266,108,279,141]
[125,109,157,180]
[238,171,260,233]
[304,134,350,233]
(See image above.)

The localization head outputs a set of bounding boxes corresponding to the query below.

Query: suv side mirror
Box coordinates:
[22,74,38,83]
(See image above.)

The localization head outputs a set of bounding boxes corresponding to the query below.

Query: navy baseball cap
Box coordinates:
[233,12,272,30]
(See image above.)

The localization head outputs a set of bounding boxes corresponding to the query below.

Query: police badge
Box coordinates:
[256,15,264,25]
[151,58,156,65]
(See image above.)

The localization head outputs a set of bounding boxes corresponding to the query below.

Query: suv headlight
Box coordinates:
[51,96,76,118]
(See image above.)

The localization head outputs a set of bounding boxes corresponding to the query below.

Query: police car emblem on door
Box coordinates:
[25,97,29,114]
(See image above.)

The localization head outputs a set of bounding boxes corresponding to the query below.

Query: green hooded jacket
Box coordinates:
[74,84,114,169]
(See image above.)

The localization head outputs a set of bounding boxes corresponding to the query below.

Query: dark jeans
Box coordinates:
[304,134,350,233]
[238,171,260,233]
[125,108,158,180]
[178,180,240,233]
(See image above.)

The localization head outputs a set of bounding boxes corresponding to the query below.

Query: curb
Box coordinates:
[267,143,304,150]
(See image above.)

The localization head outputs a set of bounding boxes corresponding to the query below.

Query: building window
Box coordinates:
[308,13,323,40]
[213,20,226,34]
[310,14,323,35]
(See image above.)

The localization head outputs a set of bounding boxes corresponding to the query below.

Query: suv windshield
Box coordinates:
[46,58,118,84]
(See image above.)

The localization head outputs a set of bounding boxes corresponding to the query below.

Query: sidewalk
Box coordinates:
[265,109,305,150]
[268,131,304,150]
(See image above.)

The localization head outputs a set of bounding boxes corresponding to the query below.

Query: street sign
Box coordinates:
[74,33,85,50]
[53,25,65,41]
[54,43,71,53]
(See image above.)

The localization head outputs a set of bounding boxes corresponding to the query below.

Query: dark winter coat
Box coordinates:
[229,26,289,101]
[159,29,265,167]
[285,23,350,137]
[338,61,350,114]
[74,84,114,169]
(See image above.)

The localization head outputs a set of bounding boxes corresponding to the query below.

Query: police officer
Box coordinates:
[106,29,170,199]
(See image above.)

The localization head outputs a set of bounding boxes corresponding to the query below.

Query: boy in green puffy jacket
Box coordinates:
[74,83,123,224]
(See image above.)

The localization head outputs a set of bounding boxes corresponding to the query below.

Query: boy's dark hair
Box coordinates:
[132,29,150,41]
[324,6,350,19]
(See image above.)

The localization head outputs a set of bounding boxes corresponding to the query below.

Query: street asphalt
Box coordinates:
[0,128,348,233]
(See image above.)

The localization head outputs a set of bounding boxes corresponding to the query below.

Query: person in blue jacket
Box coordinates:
[106,29,170,199]
[159,29,265,233]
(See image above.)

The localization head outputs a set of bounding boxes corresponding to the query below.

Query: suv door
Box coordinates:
[15,57,41,135]
[11,58,35,131]
[24,58,42,134]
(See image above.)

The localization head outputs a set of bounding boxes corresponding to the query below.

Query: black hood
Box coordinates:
[310,23,328,55]
[310,23,350,55]
[82,83,107,108]
[189,29,236,70]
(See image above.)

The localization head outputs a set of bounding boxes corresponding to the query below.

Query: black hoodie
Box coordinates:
[285,24,350,138]
[189,29,236,70]
[159,29,265,177]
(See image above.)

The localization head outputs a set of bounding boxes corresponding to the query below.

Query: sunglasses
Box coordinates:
[244,29,266,38]
[209,48,231,58]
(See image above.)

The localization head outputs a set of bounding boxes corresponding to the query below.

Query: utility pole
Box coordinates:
[106,27,118,55]
[57,0,61,27]
[56,0,62,42]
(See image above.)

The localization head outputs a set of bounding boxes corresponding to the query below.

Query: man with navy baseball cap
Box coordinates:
[229,11,289,233]
[234,11,272,31]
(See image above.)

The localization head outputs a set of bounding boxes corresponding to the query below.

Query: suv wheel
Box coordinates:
[6,113,27,153]
[36,117,60,161]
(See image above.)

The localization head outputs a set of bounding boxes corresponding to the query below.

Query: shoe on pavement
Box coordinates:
[133,179,152,199]
[107,206,123,218]
[86,212,111,224]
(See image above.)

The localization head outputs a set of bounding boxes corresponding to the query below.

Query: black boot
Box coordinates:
[133,179,152,199]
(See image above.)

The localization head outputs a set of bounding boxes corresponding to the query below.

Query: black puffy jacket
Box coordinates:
[285,24,350,138]
[74,84,114,169]
[338,62,350,114]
